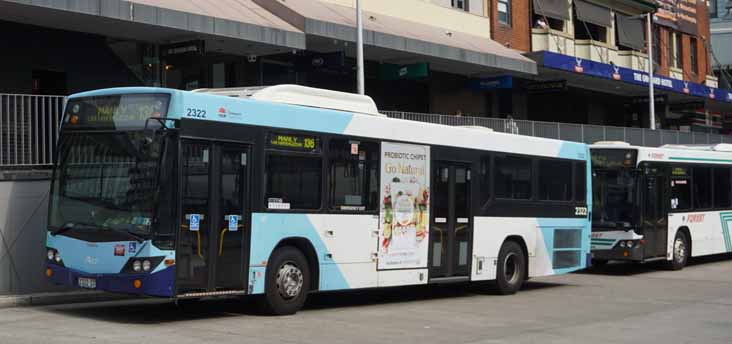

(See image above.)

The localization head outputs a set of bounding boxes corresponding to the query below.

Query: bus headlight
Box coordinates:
[133,260,142,272]
[626,241,635,248]
[47,249,55,261]
[54,251,62,263]
[620,241,627,248]
[142,260,152,272]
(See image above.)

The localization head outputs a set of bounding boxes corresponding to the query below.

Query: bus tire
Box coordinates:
[495,241,526,295]
[668,231,689,271]
[260,246,310,315]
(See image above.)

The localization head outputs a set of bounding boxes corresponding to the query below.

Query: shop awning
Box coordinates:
[0,0,306,50]
[616,14,645,51]
[529,51,732,105]
[254,0,537,75]
[532,0,571,20]
[574,0,612,27]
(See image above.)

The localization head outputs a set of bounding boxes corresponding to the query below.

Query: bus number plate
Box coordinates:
[78,277,96,289]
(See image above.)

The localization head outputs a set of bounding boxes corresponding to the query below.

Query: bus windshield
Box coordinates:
[48,131,167,241]
[591,149,638,228]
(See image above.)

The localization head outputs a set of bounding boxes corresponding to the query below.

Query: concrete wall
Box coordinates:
[0,179,64,295]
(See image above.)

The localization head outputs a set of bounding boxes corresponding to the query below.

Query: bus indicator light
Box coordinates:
[164,259,175,267]
[45,268,53,278]
[133,280,142,289]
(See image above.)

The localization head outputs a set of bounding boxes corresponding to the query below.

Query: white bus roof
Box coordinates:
[193,84,383,117]
[591,141,732,164]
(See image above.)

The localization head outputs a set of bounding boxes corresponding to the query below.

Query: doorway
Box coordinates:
[176,140,251,294]
[429,162,472,278]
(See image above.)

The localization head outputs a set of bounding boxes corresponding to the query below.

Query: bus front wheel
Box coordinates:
[260,246,310,315]
[495,241,526,295]
[668,231,689,271]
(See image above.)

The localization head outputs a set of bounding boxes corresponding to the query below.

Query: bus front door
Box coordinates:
[178,140,250,295]
[642,167,668,259]
[429,162,472,279]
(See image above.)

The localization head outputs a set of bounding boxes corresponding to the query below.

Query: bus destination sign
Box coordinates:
[268,133,319,152]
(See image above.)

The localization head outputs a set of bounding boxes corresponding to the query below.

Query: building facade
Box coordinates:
[710,0,732,90]
[524,0,732,132]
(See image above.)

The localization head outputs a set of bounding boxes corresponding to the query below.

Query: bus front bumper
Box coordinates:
[591,245,645,262]
[45,263,175,297]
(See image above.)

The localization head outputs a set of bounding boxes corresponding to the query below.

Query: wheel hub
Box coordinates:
[504,252,520,284]
[674,237,686,263]
[276,262,304,300]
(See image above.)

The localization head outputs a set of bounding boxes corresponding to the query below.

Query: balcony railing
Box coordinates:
[381,111,732,146]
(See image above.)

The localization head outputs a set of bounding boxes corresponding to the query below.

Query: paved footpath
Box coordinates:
[2,256,732,344]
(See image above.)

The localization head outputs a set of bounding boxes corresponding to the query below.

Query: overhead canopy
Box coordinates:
[532,0,571,20]
[574,0,612,27]
[0,0,306,52]
[255,0,537,75]
[616,14,645,51]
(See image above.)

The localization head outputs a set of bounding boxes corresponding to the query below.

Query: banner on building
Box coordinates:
[378,142,430,270]
[655,0,698,35]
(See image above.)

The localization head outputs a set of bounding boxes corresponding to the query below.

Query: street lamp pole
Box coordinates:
[647,13,656,130]
[356,0,365,95]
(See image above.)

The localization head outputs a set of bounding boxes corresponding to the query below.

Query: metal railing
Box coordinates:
[381,111,732,146]
[0,94,64,169]
[0,94,730,169]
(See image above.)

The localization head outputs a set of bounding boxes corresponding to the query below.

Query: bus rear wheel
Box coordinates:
[260,246,310,315]
[668,231,689,271]
[495,241,526,295]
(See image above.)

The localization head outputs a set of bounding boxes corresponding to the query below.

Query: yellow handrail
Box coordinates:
[219,225,244,256]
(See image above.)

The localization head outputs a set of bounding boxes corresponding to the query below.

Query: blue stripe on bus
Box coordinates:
[248,213,350,294]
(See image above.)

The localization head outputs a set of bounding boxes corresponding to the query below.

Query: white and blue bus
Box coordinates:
[591,142,732,269]
[45,85,591,314]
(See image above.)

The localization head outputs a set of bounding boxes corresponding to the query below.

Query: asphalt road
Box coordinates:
[2,256,732,344]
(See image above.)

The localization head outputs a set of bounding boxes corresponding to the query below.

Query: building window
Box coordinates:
[690,37,698,75]
[498,0,512,25]
[652,26,661,67]
[710,0,718,18]
[451,0,468,11]
[533,14,565,31]
[327,139,379,211]
[672,32,683,69]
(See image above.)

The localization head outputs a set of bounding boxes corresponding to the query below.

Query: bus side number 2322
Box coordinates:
[575,207,588,216]
[186,108,207,118]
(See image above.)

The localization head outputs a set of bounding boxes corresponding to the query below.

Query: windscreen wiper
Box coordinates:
[51,222,98,236]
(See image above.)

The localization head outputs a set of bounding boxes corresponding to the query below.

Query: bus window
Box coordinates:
[538,159,572,201]
[479,156,491,206]
[327,139,379,211]
[714,168,732,208]
[265,154,322,210]
[574,161,587,202]
[670,174,691,211]
[495,155,532,199]
[692,167,712,209]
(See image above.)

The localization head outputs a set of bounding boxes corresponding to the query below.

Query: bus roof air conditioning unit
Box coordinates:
[193,85,383,117]
[592,141,631,146]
